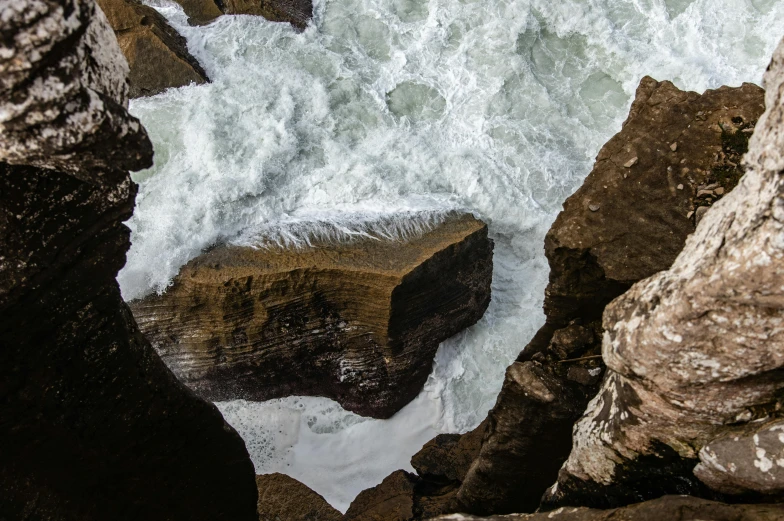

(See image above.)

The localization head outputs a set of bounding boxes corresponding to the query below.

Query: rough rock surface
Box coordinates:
[542,37,784,510]
[172,0,224,25]
[0,2,257,519]
[256,474,341,521]
[345,471,419,521]
[428,496,784,521]
[222,0,313,30]
[171,0,312,29]
[452,77,765,516]
[0,0,152,178]
[96,0,209,97]
[347,76,766,520]
[695,419,784,498]
[130,213,493,418]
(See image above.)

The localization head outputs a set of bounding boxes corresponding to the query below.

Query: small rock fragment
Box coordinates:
[715,187,725,195]
[695,205,709,224]
[687,211,695,219]
[677,184,684,190]
[624,157,639,168]
[589,204,600,212]
[670,142,678,151]
[697,189,715,198]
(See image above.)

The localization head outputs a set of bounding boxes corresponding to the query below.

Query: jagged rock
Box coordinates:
[455,362,588,514]
[0,2,257,519]
[412,420,487,482]
[451,77,765,516]
[97,0,209,97]
[428,495,784,520]
[256,474,342,521]
[695,419,784,498]
[222,0,313,30]
[171,0,313,30]
[0,0,152,179]
[130,213,493,418]
[345,470,418,521]
[172,0,224,25]
[542,37,784,510]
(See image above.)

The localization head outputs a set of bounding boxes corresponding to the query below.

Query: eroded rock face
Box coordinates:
[450,77,766,516]
[222,0,313,30]
[345,470,419,521]
[96,0,209,97]
[695,420,784,498]
[428,495,784,521]
[0,2,257,519]
[256,474,342,521]
[0,0,152,179]
[130,213,493,418]
[171,0,312,29]
[542,37,784,510]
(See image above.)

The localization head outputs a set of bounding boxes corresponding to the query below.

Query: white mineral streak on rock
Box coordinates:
[0,0,150,178]
[548,36,784,496]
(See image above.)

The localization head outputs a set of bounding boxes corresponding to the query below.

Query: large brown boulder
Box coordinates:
[542,37,784,511]
[97,0,209,97]
[428,495,784,521]
[0,2,257,519]
[256,474,342,521]
[130,213,493,418]
[451,77,766,516]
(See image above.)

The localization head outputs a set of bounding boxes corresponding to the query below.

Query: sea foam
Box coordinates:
[122,0,783,511]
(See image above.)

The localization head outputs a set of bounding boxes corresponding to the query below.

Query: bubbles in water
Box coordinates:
[124,0,784,511]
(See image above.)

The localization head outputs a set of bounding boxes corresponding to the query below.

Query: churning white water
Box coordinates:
[120,0,783,511]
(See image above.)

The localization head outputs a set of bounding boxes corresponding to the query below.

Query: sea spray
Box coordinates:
[122,0,784,511]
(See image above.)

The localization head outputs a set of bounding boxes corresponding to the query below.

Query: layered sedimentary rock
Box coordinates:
[429,496,784,521]
[97,0,209,97]
[0,2,258,519]
[130,213,493,418]
[173,0,313,29]
[542,37,784,510]
[256,474,342,521]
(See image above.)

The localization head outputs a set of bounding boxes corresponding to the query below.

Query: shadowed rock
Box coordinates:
[0,2,257,519]
[130,213,493,418]
[256,474,342,521]
[97,0,209,97]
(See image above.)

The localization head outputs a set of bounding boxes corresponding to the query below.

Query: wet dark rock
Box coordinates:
[0,4,257,520]
[256,473,342,521]
[130,213,493,419]
[97,0,209,97]
[344,471,418,521]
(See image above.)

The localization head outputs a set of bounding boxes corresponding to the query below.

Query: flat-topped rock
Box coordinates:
[130,213,493,418]
[256,474,342,521]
